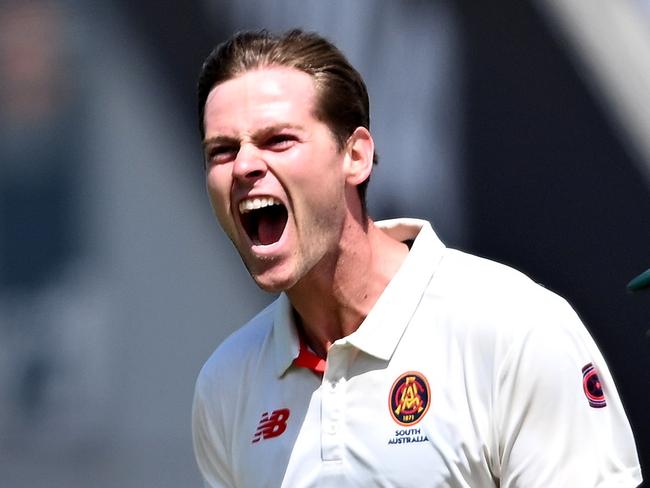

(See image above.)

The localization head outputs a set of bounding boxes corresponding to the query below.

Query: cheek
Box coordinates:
[298,160,344,203]
[205,171,232,223]
[285,147,343,190]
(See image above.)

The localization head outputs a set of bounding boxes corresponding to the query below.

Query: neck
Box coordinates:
[287,216,409,358]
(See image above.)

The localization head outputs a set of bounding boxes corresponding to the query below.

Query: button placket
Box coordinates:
[321,347,346,462]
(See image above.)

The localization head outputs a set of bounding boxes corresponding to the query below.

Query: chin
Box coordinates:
[248,263,300,293]
[252,274,297,293]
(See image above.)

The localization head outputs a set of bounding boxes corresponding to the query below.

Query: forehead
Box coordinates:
[203,67,318,137]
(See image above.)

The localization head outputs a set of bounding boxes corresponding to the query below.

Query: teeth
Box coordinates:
[239,196,282,214]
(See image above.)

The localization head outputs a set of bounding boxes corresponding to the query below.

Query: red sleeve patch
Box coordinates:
[582,363,606,408]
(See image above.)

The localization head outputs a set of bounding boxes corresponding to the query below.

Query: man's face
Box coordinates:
[202,67,349,292]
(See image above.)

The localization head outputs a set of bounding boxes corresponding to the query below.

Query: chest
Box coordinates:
[231,343,498,487]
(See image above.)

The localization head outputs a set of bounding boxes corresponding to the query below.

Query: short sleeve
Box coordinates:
[192,377,236,488]
[494,300,642,487]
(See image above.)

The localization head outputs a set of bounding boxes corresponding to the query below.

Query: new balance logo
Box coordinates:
[252,408,290,443]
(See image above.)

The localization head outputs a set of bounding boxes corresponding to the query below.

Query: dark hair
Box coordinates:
[197,29,377,208]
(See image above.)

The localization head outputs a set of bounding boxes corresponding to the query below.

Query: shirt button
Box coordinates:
[327,423,337,435]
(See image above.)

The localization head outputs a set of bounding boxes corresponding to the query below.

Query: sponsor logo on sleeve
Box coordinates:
[582,363,606,408]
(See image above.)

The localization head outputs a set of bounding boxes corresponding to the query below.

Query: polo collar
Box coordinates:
[271,219,445,377]
[272,293,300,378]
[345,219,445,360]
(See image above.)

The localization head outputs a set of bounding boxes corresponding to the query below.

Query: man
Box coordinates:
[192,29,642,487]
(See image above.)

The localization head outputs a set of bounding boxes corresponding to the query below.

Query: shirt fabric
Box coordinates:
[192,218,642,487]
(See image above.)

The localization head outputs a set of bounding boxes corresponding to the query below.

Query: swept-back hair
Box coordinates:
[197,29,377,207]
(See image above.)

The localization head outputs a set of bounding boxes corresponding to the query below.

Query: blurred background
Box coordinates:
[0,0,648,486]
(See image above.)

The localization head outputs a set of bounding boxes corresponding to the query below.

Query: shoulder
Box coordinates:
[195,298,278,396]
[192,302,279,488]
[430,250,613,400]
[435,248,576,325]
[423,248,592,368]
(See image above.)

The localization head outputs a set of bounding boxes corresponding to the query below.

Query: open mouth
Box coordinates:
[239,197,288,246]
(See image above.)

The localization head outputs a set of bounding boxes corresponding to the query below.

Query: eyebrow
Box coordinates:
[202,123,305,150]
[202,135,237,150]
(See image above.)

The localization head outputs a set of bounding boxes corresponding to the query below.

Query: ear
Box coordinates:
[343,127,374,186]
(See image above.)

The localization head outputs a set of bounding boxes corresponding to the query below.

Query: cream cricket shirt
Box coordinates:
[192,219,642,487]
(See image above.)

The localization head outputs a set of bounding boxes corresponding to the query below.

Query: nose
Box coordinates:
[232,143,267,182]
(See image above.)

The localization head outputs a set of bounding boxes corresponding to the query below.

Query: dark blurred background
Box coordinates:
[1,1,647,486]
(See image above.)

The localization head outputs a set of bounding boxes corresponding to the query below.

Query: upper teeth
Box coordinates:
[239,196,282,214]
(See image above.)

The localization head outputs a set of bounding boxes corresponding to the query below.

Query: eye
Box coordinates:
[263,134,297,151]
[205,145,237,166]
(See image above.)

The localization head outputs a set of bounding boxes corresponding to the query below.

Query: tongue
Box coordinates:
[258,214,284,245]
